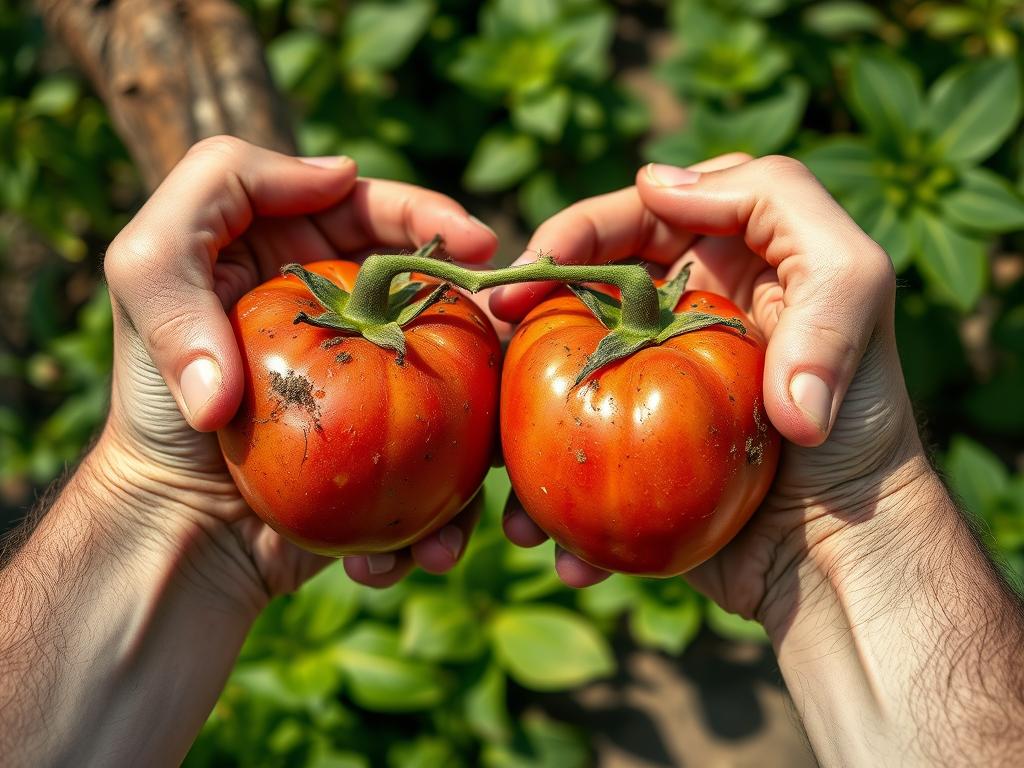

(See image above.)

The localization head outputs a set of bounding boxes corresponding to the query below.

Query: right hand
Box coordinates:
[492,154,929,628]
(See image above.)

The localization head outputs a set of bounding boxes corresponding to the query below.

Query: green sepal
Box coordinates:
[292,309,362,333]
[387,277,426,316]
[568,284,621,330]
[658,262,692,313]
[655,311,746,345]
[362,322,408,364]
[573,331,654,387]
[394,283,450,326]
[282,263,350,313]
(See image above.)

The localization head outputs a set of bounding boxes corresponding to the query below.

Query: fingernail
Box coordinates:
[469,215,496,238]
[789,372,833,433]
[367,553,396,575]
[438,525,464,559]
[298,155,351,169]
[180,357,221,420]
[647,163,701,187]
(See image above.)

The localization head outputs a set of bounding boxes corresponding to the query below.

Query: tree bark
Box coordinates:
[34,0,296,191]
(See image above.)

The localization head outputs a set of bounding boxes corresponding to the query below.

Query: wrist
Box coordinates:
[80,431,271,620]
[757,451,949,641]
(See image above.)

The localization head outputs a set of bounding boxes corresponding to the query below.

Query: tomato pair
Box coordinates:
[218,259,779,577]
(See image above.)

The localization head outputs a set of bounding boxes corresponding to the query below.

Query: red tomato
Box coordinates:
[501,286,780,576]
[218,261,501,555]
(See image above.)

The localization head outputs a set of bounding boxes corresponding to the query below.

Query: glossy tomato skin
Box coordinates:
[218,261,501,556]
[501,286,780,577]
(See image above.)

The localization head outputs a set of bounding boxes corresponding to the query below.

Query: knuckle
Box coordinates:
[757,154,810,179]
[104,229,158,289]
[187,134,249,164]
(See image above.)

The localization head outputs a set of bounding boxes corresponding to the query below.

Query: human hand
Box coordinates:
[97,136,498,603]
[493,154,928,627]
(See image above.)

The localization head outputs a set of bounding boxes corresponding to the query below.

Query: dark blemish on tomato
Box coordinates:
[336,351,352,364]
[728,394,735,402]
[386,518,401,527]
[437,308,445,314]
[690,303,698,308]
[442,293,459,304]
[745,436,764,466]
[321,336,345,349]
[314,389,325,399]
[587,379,600,393]
[268,370,322,430]
[425,453,433,461]
[573,416,582,427]
[395,351,406,366]
[576,449,587,464]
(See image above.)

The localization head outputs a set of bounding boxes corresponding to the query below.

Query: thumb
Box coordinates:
[637,157,895,447]
[105,136,358,431]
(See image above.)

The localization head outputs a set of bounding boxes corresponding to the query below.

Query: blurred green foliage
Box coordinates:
[2,0,1024,764]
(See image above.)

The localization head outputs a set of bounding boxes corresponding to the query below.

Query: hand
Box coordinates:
[99,136,498,601]
[492,154,927,624]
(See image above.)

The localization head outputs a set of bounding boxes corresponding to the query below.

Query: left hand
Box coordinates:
[99,136,498,603]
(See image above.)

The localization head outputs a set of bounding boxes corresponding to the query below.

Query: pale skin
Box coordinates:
[1,139,1021,766]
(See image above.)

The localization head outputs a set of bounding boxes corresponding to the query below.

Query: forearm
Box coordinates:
[0,448,263,767]
[763,457,1024,767]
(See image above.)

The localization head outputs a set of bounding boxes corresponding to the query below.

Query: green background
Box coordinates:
[2,0,1023,765]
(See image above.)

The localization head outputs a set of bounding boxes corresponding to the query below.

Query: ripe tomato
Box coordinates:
[218,261,501,555]
[501,285,779,577]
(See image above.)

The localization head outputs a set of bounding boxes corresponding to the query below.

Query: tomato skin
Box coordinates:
[500,286,780,577]
[218,261,501,556]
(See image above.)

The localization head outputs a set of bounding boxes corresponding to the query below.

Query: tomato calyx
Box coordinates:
[568,262,747,385]
[282,238,452,364]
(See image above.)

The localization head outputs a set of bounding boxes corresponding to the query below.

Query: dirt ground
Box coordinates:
[533,630,818,767]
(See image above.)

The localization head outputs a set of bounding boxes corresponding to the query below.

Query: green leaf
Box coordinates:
[657,263,692,313]
[946,435,1010,519]
[332,623,447,711]
[388,736,459,768]
[482,711,590,768]
[27,76,80,116]
[288,564,359,642]
[803,1,885,37]
[518,172,573,229]
[361,322,408,363]
[654,311,746,345]
[847,52,922,143]
[464,662,513,743]
[911,209,987,312]
[553,8,614,80]
[800,136,881,195]
[941,167,1024,233]
[705,602,768,643]
[400,591,486,663]
[926,58,1021,163]
[337,139,417,183]
[463,130,540,193]
[512,85,571,142]
[340,0,433,72]
[573,330,653,386]
[490,605,614,691]
[266,30,326,90]
[393,283,450,326]
[844,190,912,271]
[577,575,641,620]
[631,591,702,655]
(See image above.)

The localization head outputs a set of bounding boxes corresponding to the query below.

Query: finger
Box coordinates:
[411,493,483,574]
[490,153,752,322]
[637,156,895,446]
[555,546,610,588]
[313,178,498,264]
[105,136,358,431]
[502,492,548,548]
[343,550,415,589]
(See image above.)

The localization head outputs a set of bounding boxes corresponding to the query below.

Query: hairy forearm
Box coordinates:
[0,450,261,767]
[763,459,1024,767]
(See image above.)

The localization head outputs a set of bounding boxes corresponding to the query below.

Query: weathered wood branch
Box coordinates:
[34,0,296,190]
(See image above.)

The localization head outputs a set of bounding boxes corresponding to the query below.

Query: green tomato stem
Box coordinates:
[345,237,661,335]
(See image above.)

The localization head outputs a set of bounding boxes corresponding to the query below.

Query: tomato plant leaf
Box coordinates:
[490,605,614,691]
[567,284,621,329]
[847,52,922,145]
[400,591,486,663]
[331,623,447,712]
[844,189,912,271]
[941,167,1024,233]
[911,209,987,312]
[573,330,652,387]
[340,0,434,72]
[946,435,1010,519]
[386,279,426,314]
[631,590,702,655]
[361,322,408,364]
[463,129,540,193]
[292,309,362,334]
[463,662,512,743]
[800,136,881,196]
[926,57,1021,163]
[512,85,571,142]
